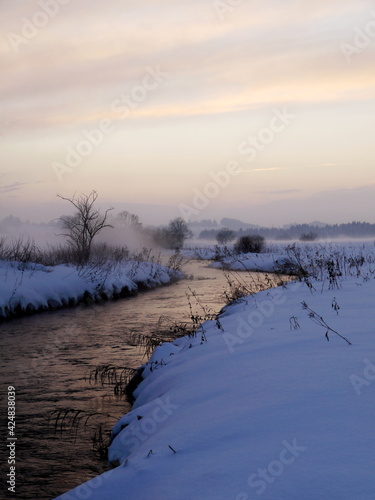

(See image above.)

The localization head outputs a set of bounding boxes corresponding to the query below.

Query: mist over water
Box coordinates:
[2,214,375,254]
[0,214,160,254]
[0,216,65,250]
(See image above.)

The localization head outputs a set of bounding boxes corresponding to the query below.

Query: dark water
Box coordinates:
[0,260,247,500]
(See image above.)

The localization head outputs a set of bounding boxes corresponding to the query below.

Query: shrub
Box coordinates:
[299,232,318,242]
[234,235,265,254]
[0,236,40,263]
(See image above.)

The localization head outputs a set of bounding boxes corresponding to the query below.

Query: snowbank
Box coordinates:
[57,244,375,499]
[210,252,285,272]
[0,260,182,320]
[182,247,284,272]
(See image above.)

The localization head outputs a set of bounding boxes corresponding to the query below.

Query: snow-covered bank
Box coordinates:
[183,246,285,272]
[210,252,284,272]
[185,241,375,274]
[57,243,375,500]
[0,260,182,320]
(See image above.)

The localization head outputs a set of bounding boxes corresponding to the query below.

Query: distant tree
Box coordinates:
[216,228,236,245]
[167,218,193,249]
[117,211,142,229]
[57,191,113,264]
[234,234,265,254]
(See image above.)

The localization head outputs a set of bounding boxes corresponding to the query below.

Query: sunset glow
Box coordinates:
[1,0,374,225]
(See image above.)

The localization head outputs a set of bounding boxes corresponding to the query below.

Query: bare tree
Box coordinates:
[167,217,193,249]
[57,191,113,264]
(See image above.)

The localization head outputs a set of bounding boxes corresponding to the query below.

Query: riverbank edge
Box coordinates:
[107,272,292,472]
[121,268,286,413]
[0,271,184,322]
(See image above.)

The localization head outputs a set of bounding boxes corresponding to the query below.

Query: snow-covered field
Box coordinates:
[0,260,182,320]
[210,252,285,272]
[185,240,375,274]
[56,242,375,499]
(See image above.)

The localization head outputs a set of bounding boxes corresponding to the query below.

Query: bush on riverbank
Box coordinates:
[234,234,265,254]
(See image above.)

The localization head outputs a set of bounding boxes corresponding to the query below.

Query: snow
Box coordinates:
[0,260,182,320]
[185,241,375,274]
[210,252,285,272]
[53,242,375,499]
[182,246,284,272]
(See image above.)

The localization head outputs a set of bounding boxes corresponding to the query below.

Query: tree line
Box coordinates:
[199,221,375,241]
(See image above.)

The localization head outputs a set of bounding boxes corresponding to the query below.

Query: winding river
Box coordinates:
[0,259,277,499]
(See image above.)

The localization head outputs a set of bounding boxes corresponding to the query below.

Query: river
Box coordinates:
[0,259,281,499]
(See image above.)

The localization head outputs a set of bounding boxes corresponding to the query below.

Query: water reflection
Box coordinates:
[0,260,285,499]
[0,260,233,499]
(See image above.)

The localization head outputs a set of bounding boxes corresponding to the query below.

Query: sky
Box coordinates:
[0,0,374,227]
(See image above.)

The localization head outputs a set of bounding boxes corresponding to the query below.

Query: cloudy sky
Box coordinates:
[1,0,374,226]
